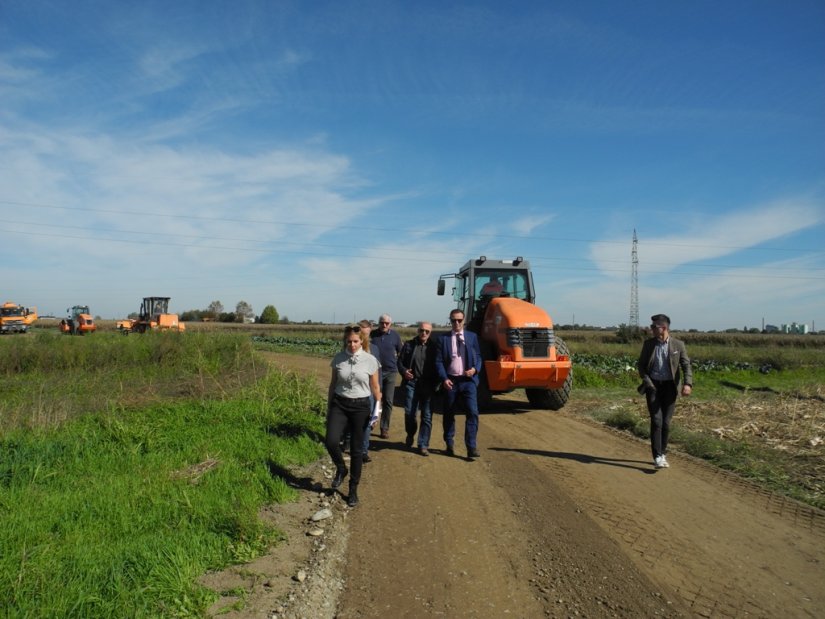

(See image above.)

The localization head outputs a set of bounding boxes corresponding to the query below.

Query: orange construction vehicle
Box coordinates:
[117,297,185,334]
[0,301,38,334]
[59,305,97,335]
[437,257,572,409]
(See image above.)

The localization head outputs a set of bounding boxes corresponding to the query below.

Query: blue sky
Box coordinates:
[1,1,823,331]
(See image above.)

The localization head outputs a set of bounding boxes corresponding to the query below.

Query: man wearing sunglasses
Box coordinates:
[398,321,437,456]
[370,313,402,439]
[435,309,484,459]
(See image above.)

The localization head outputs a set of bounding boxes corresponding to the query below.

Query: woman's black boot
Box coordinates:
[331,467,348,489]
[347,483,359,507]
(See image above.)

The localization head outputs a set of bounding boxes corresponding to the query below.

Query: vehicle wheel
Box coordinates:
[525,336,572,410]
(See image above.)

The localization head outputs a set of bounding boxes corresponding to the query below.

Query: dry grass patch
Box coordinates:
[673,393,825,508]
[678,393,825,457]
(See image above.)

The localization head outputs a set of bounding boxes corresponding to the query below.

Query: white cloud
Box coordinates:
[0,123,389,278]
[510,213,556,235]
[590,200,824,276]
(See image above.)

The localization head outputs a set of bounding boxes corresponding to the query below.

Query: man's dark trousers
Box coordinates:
[442,376,479,450]
[645,379,677,459]
[379,372,396,435]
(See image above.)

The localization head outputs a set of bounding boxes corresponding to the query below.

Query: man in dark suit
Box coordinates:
[435,308,484,459]
[637,314,693,469]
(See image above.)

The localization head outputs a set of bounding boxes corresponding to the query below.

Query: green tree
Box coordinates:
[180,309,204,322]
[259,305,279,324]
[235,301,254,323]
[206,300,224,320]
[615,323,645,343]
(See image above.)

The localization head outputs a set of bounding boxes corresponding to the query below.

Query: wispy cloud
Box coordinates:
[510,213,556,236]
[0,123,388,271]
[590,200,824,276]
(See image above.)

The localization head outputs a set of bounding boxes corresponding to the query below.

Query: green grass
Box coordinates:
[0,331,268,433]
[0,334,325,617]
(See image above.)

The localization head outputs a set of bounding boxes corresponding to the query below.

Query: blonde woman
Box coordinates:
[326,324,381,506]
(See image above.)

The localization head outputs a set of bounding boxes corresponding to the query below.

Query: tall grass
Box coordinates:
[0,332,265,433]
[0,333,325,617]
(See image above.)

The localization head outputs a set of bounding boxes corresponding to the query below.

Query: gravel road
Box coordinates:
[206,353,825,619]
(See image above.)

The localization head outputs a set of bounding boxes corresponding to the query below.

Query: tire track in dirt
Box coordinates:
[488,407,825,618]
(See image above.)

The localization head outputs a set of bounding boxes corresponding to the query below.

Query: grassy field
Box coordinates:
[0,331,325,617]
[4,324,823,616]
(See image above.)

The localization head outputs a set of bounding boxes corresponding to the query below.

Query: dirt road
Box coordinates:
[219,353,825,618]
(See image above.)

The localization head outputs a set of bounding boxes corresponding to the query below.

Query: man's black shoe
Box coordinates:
[445,445,455,457]
[347,485,359,507]
[405,434,414,449]
[362,454,372,463]
[331,467,348,489]
[468,448,481,458]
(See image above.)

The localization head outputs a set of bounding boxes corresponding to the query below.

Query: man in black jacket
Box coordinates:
[637,314,693,469]
[397,321,437,456]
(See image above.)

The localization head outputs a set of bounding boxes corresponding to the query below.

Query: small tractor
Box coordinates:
[438,256,572,409]
[0,301,38,334]
[117,297,185,334]
[59,305,97,335]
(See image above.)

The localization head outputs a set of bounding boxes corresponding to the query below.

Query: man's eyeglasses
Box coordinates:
[418,328,431,333]
[449,318,464,323]
[379,321,391,325]
[344,325,361,333]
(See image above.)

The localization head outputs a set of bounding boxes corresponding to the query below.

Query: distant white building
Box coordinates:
[780,322,809,334]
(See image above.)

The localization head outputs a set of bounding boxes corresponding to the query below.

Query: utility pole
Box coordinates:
[630,229,639,329]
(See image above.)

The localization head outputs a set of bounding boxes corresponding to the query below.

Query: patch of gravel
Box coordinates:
[202,459,352,619]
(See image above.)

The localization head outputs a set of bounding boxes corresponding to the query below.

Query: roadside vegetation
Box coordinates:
[0,331,325,617]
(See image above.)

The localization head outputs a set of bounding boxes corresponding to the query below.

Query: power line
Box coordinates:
[2,226,823,281]
[1,198,823,253]
[3,217,823,272]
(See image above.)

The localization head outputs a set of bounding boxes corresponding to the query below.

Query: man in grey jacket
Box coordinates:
[637,314,693,469]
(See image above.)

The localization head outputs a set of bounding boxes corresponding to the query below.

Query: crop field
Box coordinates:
[2,324,823,616]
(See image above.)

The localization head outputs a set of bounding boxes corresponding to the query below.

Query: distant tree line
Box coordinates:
[179,300,287,324]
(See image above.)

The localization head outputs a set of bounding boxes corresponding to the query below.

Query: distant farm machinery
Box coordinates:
[0,301,38,334]
[59,305,97,335]
[117,297,185,334]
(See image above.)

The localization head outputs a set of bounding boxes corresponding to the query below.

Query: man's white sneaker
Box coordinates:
[660,455,670,468]
[654,456,665,469]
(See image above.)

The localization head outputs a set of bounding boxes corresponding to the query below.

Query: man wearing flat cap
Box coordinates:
[637,314,693,470]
